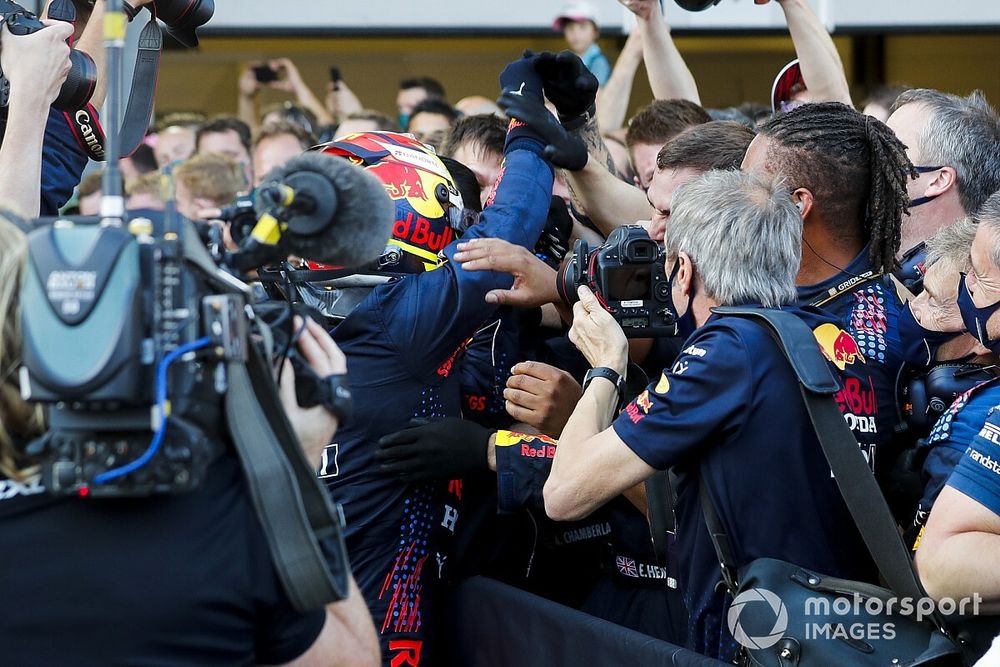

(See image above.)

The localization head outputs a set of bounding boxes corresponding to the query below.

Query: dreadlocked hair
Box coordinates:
[758,102,916,273]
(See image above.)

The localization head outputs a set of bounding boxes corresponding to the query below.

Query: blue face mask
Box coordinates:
[399,113,410,130]
[909,165,945,208]
[667,260,698,339]
[897,301,960,366]
[957,273,1000,352]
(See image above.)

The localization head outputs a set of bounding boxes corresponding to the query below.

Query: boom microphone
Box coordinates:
[248,152,395,269]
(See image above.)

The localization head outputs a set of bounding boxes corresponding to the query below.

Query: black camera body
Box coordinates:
[218,194,258,245]
[0,0,97,111]
[557,225,677,338]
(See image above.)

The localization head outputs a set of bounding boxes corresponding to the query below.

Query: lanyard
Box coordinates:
[808,269,885,308]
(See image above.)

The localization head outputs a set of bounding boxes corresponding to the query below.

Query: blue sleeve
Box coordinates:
[920,390,995,516]
[374,147,554,378]
[591,54,612,87]
[946,411,1000,516]
[494,430,558,512]
[41,108,89,216]
[612,325,749,470]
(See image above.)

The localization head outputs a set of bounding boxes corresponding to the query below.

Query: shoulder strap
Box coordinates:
[645,471,673,565]
[117,17,163,158]
[224,341,351,611]
[708,306,927,602]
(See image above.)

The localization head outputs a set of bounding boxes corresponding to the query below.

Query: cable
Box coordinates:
[93,336,213,485]
[802,234,866,279]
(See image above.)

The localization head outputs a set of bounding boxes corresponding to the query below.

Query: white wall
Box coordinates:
[206,0,1000,32]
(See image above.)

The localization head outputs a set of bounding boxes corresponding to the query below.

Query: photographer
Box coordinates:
[0,14,73,217]
[543,170,874,660]
[173,152,246,222]
[0,214,379,665]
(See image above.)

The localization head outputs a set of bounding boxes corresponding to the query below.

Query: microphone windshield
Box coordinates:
[260,153,394,268]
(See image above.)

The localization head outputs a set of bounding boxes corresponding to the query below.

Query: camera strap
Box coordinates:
[63,15,161,161]
[224,342,351,611]
[118,16,162,158]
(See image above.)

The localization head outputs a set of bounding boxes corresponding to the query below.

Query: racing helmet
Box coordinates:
[317,131,473,274]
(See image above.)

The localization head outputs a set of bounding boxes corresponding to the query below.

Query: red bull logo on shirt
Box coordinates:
[494,430,558,458]
[813,323,867,371]
[636,390,653,414]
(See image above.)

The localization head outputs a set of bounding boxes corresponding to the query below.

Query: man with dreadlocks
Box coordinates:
[742,101,916,486]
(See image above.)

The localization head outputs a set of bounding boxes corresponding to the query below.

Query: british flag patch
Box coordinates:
[616,556,638,577]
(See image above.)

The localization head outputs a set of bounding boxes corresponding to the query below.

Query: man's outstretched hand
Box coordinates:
[455,237,561,308]
[497,91,588,170]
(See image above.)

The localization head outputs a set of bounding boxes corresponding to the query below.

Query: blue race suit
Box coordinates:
[325,144,553,666]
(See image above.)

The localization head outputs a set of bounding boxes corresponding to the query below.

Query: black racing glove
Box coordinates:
[534,50,599,130]
[374,418,492,483]
[498,50,548,151]
[535,196,574,268]
[497,90,588,171]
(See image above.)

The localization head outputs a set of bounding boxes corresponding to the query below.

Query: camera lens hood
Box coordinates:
[155,0,214,48]
[674,0,723,11]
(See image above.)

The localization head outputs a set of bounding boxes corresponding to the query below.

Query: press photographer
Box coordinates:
[0,6,74,217]
[542,170,877,660]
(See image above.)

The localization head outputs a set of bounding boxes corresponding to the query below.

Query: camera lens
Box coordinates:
[556,240,588,306]
[156,0,215,48]
[53,49,98,111]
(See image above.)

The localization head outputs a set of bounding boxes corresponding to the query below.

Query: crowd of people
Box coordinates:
[2,0,1000,665]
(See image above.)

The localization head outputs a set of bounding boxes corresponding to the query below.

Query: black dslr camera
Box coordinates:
[218,193,258,245]
[557,224,677,337]
[0,0,98,111]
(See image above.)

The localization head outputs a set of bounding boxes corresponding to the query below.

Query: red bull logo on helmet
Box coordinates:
[368,162,428,202]
[813,323,867,371]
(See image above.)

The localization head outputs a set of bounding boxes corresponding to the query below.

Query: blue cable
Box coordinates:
[93,336,213,485]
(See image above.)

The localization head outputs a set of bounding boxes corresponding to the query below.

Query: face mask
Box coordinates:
[908,166,944,208]
[399,113,410,130]
[667,260,698,339]
[897,301,960,366]
[957,274,1000,352]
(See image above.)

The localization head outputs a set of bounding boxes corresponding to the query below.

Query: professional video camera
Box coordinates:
[557,224,678,337]
[21,152,392,497]
[0,0,97,111]
[18,156,390,611]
